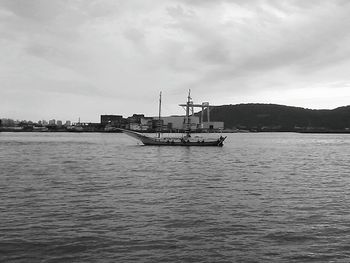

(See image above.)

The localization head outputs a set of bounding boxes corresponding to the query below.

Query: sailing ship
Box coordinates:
[121,91,227,146]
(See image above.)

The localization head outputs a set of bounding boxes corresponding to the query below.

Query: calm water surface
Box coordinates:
[1,132,350,262]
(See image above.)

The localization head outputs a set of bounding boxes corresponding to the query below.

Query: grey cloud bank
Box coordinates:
[1,0,350,122]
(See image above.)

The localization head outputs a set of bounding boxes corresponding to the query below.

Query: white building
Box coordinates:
[161,116,199,131]
[135,115,224,131]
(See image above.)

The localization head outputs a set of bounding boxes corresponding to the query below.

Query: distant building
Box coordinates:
[65,120,71,126]
[56,120,63,126]
[127,114,145,124]
[151,119,164,131]
[201,121,224,130]
[129,123,142,131]
[49,119,56,125]
[161,116,199,131]
[127,114,146,130]
[140,117,153,131]
[1,119,15,127]
[100,115,124,127]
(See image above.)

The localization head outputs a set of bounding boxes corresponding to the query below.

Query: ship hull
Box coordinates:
[121,129,226,146]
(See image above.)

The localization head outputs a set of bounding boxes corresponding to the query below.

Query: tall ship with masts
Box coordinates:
[121,91,226,146]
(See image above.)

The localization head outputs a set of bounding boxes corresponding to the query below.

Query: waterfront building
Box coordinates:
[161,116,199,131]
[127,114,145,124]
[56,120,63,127]
[140,117,153,131]
[201,121,224,130]
[49,119,56,125]
[128,123,142,131]
[0,118,15,127]
[100,115,124,127]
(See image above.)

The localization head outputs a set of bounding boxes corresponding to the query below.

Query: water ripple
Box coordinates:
[1,132,350,262]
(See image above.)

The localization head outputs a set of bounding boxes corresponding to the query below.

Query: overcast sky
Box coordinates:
[1,0,350,122]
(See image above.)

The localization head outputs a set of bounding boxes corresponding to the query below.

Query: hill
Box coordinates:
[200,104,350,132]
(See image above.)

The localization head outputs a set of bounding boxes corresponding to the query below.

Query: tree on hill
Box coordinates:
[198,104,350,131]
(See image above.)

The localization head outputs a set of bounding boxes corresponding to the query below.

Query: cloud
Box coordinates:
[0,0,66,22]
[1,0,350,121]
[160,1,350,97]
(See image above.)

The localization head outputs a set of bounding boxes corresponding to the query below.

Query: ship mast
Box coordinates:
[185,89,192,137]
[158,91,162,138]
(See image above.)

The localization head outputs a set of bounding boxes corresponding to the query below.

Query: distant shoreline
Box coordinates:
[2,129,350,134]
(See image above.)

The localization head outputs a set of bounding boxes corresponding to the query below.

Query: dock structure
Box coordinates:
[179,97,217,129]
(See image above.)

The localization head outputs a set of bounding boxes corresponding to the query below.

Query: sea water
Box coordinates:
[1,132,350,262]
